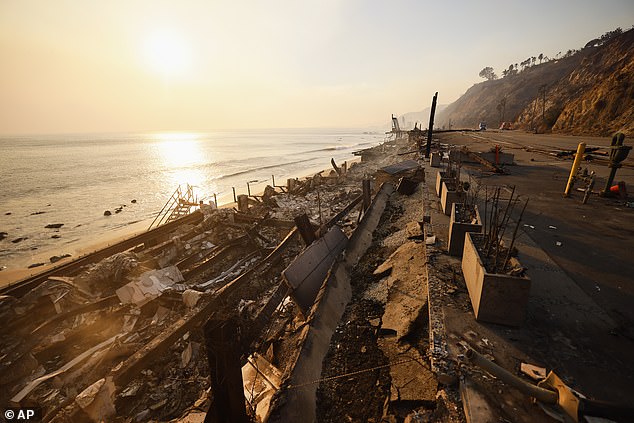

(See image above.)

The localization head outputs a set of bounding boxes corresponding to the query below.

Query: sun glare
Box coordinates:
[156,133,205,186]
[143,30,192,78]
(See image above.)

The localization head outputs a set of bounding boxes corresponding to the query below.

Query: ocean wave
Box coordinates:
[212,157,319,181]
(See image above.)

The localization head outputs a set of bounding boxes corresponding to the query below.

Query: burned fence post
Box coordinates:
[287,178,296,193]
[294,213,317,246]
[425,92,438,158]
[232,187,237,203]
[204,318,249,423]
[237,195,249,212]
[362,179,372,211]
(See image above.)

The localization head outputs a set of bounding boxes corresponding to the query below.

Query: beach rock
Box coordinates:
[115,208,122,214]
[45,223,64,229]
[104,210,112,216]
[51,234,62,239]
[131,199,137,203]
[31,211,46,215]
[5,212,11,215]
[28,262,45,269]
[50,254,71,263]
[0,232,7,241]
[12,237,27,243]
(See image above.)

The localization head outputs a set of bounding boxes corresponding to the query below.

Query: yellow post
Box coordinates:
[564,142,586,197]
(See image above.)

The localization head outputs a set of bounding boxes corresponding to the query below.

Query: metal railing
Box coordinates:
[148,184,199,230]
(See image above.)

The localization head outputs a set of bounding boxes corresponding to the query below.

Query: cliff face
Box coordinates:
[436,29,634,136]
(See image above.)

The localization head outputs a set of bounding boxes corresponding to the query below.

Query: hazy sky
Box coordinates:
[1,0,632,134]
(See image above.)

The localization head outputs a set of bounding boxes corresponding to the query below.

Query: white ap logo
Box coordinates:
[4,409,36,420]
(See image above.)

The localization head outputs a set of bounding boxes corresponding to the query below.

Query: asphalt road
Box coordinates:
[438,130,634,335]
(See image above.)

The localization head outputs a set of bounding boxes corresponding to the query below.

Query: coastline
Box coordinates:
[0,155,365,287]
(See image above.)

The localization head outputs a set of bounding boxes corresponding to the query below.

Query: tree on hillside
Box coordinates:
[506,64,518,77]
[600,27,623,43]
[531,57,536,66]
[479,67,498,81]
[538,53,544,64]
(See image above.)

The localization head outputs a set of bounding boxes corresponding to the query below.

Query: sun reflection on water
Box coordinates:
[155,132,207,189]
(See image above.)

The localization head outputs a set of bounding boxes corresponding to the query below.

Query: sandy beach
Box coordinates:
[0,155,364,288]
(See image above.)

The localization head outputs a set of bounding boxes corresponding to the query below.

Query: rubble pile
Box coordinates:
[1,136,411,421]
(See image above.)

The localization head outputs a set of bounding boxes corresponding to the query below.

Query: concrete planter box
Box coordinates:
[461,232,531,326]
[435,171,454,198]
[440,181,464,216]
[430,152,441,167]
[448,204,482,256]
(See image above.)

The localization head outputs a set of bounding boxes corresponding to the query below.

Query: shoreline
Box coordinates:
[0,154,365,287]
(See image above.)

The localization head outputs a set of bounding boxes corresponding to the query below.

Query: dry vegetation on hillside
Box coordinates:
[436,28,634,136]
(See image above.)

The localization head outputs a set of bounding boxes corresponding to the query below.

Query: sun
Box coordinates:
[143,30,192,78]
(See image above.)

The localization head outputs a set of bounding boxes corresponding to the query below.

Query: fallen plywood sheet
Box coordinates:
[115,266,183,307]
[379,160,420,175]
[282,226,348,316]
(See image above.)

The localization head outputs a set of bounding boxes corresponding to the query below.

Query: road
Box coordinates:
[440,130,634,333]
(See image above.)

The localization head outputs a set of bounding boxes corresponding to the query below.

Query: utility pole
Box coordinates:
[425,92,438,158]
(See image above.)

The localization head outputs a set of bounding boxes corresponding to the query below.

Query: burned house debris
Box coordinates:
[1,121,633,423]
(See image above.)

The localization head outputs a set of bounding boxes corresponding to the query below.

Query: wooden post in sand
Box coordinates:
[237,195,249,212]
[425,92,438,158]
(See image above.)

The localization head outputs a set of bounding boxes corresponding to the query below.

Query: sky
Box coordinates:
[1,0,632,135]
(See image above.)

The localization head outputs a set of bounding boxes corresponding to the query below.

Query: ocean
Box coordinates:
[0,128,385,271]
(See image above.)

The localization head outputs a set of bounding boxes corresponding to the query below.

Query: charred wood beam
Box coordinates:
[110,228,298,390]
[30,295,120,337]
[315,195,362,238]
[181,236,251,280]
[294,214,317,246]
[204,319,250,423]
[177,235,249,273]
[1,211,204,298]
[362,179,372,211]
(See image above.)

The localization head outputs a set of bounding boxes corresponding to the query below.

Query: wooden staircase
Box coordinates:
[149,184,200,230]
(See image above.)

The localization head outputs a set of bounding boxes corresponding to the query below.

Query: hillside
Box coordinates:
[435,28,634,136]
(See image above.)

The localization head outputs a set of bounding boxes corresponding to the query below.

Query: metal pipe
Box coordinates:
[564,142,586,197]
[466,348,558,404]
